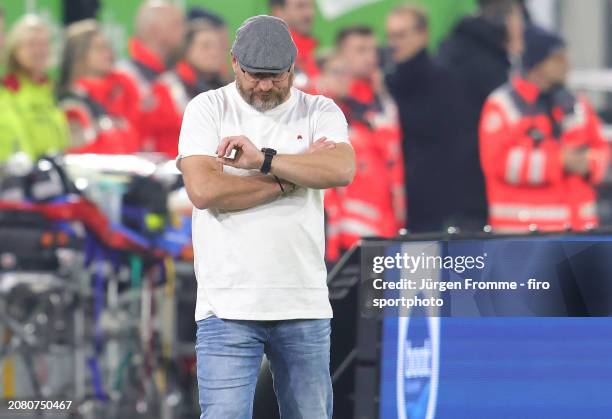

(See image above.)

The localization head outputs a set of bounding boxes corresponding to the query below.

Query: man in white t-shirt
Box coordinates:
[177,15,355,419]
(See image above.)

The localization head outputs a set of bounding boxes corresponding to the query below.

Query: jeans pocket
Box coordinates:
[195,315,220,343]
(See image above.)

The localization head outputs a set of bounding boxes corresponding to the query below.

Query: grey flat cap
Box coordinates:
[231,15,297,74]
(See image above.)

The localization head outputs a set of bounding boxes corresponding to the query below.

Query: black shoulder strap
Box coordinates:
[132,59,161,82]
[60,90,107,119]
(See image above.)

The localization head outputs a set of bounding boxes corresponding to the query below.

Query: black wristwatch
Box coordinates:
[260,148,277,174]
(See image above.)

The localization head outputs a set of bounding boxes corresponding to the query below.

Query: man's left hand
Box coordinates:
[216,135,264,170]
[306,137,336,154]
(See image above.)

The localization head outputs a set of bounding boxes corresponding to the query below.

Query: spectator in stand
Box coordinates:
[438,0,525,117]
[0,91,28,162]
[480,27,609,233]
[187,7,231,80]
[315,52,352,108]
[57,19,140,154]
[433,0,525,231]
[150,20,229,158]
[115,0,185,150]
[324,30,405,254]
[315,52,352,261]
[270,0,319,89]
[385,5,474,233]
[335,26,401,144]
[336,26,381,105]
[1,15,68,160]
[0,7,29,162]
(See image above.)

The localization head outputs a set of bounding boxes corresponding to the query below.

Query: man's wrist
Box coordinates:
[259,148,277,173]
[255,150,265,170]
[267,154,277,175]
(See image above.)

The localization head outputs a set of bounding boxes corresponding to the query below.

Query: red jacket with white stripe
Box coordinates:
[333,94,404,251]
[60,74,140,154]
[315,84,405,261]
[479,77,610,233]
[338,122,398,246]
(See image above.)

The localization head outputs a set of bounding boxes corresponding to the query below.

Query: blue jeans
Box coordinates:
[195,315,333,419]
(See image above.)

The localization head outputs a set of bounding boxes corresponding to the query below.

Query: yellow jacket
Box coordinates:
[0,88,30,161]
[1,74,68,161]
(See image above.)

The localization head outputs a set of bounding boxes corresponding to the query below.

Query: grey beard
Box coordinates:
[249,93,284,112]
[236,77,291,112]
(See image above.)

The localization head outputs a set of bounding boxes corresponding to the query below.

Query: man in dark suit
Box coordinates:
[385,5,483,232]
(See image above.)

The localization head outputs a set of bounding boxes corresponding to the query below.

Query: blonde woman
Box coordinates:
[2,14,68,159]
[58,19,139,154]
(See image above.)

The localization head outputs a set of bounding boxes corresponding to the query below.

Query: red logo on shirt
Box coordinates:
[297,134,303,140]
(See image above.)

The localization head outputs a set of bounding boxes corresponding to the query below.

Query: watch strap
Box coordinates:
[260,148,276,174]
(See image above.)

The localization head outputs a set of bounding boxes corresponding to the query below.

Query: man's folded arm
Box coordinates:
[269,142,356,189]
[179,155,282,210]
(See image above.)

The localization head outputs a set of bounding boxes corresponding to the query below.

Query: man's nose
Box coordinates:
[258,79,274,91]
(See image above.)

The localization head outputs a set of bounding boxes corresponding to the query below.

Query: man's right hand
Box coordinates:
[562,147,590,176]
[216,135,264,170]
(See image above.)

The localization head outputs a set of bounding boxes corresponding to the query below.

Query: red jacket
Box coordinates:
[335,120,402,249]
[290,29,319,91]
[149,62,227,158]
[60,74,140,154]
[479,77,610,233]
[349,78,375,105]
[150,62,196,158]
[346,79,405,234]
[115,38,166,150]
[323,90,404,258]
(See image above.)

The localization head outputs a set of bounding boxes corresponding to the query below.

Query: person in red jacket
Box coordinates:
[149,20,229,158]
[314,53,353,261]
[115,0,185,150]
[58,19,139,154]
[186,7,232,80]
[480,26,610,233]
[270,0,319,90]
[335,26,405,243]
[336,25,380,105]
[317,52,404,259]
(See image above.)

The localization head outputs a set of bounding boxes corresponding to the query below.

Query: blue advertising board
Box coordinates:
[379,317,612,419]
[376,237,612,419]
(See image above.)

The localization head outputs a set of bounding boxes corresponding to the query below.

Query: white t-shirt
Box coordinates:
[177,82,349,321]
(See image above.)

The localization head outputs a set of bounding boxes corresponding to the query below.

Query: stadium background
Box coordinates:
[7,0,476,54]
[2,1,612,419]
